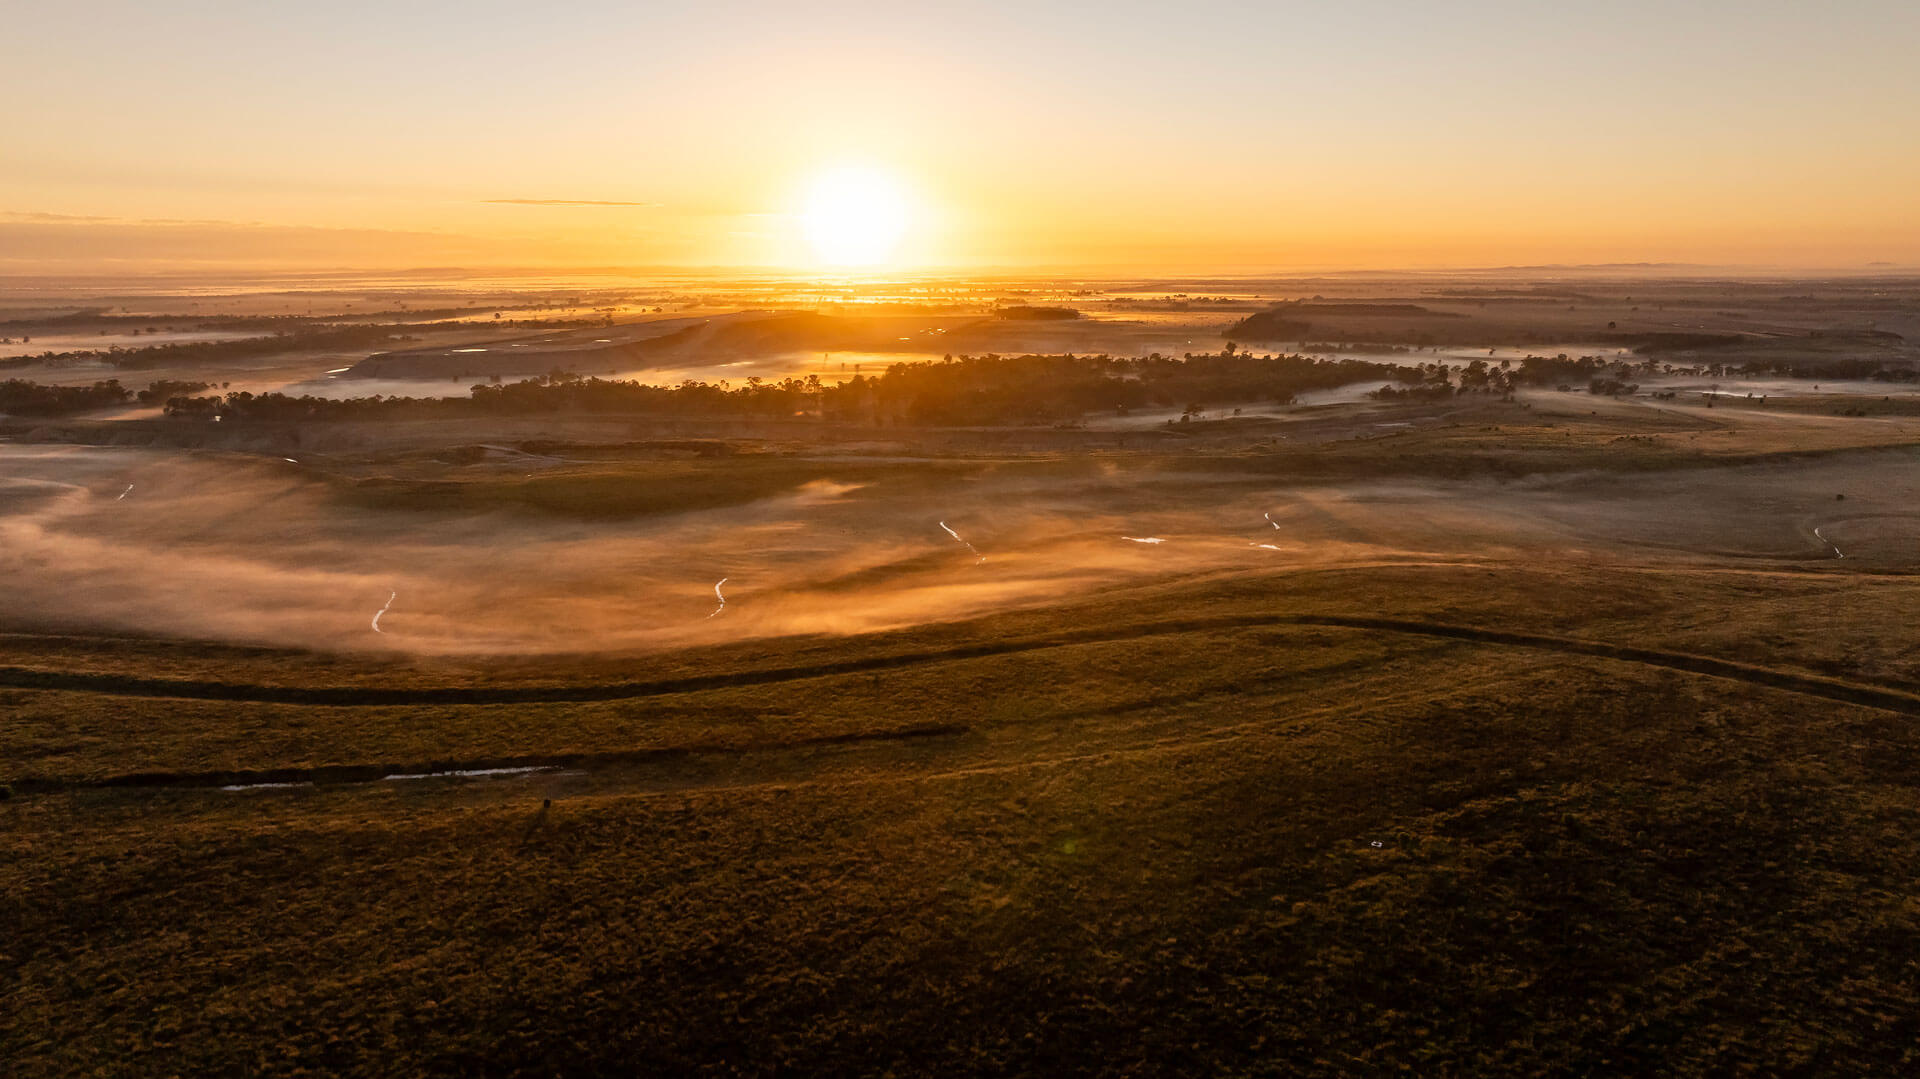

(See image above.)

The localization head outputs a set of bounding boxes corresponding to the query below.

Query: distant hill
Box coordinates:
[1223,311,1314,342]
[1227,301,1465,343]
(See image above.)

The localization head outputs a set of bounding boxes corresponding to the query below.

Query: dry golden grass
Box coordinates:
[9,357,1920,1074]
[6,560,1920,1075]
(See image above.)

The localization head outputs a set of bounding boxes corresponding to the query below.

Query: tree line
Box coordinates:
[0,379,133,416]
[15,348,1910,424]
[151,351,1440,426]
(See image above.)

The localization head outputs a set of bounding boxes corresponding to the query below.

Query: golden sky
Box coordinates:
[4,1,1918,272]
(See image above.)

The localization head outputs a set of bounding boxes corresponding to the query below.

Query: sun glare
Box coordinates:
[801,166,910,267]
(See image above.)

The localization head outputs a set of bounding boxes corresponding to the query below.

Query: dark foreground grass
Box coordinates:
[5,565,1920,1075]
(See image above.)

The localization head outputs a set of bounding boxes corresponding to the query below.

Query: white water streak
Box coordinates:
[708,577,728,618]
[1264,511,1280,529]
[220,781,313,792]
[116,484,133,501]
[371,590,396,633]
[1814,527,1845,559]
[939,520,985,563]
[1122,536,1166,544]
[384,765,554,781]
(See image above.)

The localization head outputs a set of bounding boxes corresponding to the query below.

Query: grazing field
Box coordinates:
[6,273,1920,1075]
[17,0,1920,1066]
[6,563,1920,1075]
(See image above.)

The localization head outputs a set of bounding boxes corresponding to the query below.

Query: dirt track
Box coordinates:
[10,612,1918,794]
[9,612,1914,711]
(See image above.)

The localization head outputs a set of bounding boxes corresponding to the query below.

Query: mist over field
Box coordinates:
[12,270,1920,1079]
[9,0,1920,1072]
[6,423,1916,655]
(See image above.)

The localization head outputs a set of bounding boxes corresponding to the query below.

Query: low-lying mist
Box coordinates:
[3,444,1913,655]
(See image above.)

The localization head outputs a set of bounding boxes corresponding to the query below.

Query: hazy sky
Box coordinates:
[6,1,1918,272]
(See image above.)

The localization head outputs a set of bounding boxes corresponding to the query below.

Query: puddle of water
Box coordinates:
[220,781,314,792]
[381,765,555,781]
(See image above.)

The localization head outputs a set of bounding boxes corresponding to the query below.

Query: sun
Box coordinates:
[801,166,910,267]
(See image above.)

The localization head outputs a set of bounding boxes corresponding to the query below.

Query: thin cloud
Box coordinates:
[2,210,120,223]
[484,199,658,207]
[3,212,287,228]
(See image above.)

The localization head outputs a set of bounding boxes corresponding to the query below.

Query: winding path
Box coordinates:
[4,613,1916,716]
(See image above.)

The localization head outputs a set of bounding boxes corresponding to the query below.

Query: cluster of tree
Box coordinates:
[1718,356,1918,382]
[1515,353,1619,385]
[1368,383,1458,402]
[1588,378,1640,396]
[1105,296,1257,311]
[867,350,1434,424]
[0,311,181,332]
[160,371,828,424]
[135,379,211,405]
[993,306,1080,321]
[1455,359,1515,393]
[162,389,439,423]
[472,371,825,418]
[0,379,132,416]
[1299,342,1416,355]
[1367,358,1516,401]
[1514,351,1920,386]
